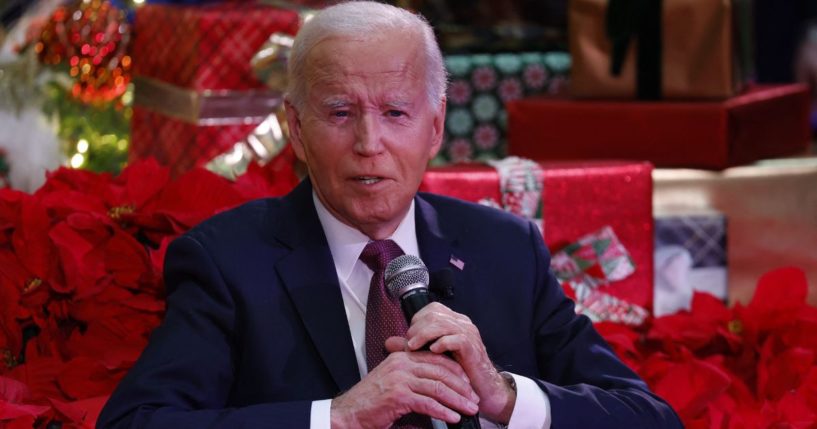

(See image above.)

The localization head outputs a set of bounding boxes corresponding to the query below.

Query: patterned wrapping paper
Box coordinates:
[551,226,648,325]
[654,158,817,306]
[438,51,570,164]
[420,160,654,311]
[653,209,728,316]
[130,3,299,176]
[132,3,299,90]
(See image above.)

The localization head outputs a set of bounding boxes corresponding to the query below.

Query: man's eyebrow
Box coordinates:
[384,100,411,109]
[321,97,351,108]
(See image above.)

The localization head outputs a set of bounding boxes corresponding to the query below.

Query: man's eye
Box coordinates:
[332,111,349,118]
[386,110,405,117]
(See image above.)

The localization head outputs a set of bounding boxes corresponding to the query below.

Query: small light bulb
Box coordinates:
[70,153,85,168]
[77,139,89,153]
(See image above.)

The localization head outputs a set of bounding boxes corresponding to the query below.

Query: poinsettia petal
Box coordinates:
[115,158,170,209]
[56,357,119,400]
[0,401,51,421]
[150,168,246,228]
[7,357,67,402]
[37,166,112,197]
[104,230,150,287]
[652,356,732,420]
[38,189,108,221]
[49,395,108,429]
[49,222,97,295]
[749,267,808,314]
[11,197,54,281]
[758,345,815,401]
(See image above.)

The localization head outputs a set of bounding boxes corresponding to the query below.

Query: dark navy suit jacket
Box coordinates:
[97,180,682,428]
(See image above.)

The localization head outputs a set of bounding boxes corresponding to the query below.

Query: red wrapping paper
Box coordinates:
[131,3,299,90]
[129,3,299,176]
[506,84,812,170]
[130,108,260,175]
[420,161,654,311]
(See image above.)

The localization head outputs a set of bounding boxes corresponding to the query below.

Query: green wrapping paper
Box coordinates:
[438,51,570,164]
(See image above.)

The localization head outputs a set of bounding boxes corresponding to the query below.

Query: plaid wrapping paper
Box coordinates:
[130,3,299,176]
[130,108,261,175]
[655,213,727,269]
[132,3,299,90]
[438,51,570,164]
[653,210,728,315]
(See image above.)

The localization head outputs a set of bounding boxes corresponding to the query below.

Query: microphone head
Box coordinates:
[385,254,429,299]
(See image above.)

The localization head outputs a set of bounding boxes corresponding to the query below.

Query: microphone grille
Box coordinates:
[385,254,429,299]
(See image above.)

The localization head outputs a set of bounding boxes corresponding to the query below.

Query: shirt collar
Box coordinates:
[312,192,419,282]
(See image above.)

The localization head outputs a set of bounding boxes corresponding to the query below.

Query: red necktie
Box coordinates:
[359,240,432,429]
[360,239,407,371]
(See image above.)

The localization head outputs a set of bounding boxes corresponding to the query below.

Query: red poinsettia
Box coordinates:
[0,155,302,428]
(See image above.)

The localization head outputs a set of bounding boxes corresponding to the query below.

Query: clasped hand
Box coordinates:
[331,303,516,428]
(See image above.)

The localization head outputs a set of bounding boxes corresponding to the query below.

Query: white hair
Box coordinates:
[286,1,447,111]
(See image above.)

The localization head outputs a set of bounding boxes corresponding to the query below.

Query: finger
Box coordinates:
[408,394,464,423]
[385,336,408,353]
[409,358,479,403]
[406,315,477,351]
[393,350,471,384]
[428,333,481,362]
[405,373,480,417]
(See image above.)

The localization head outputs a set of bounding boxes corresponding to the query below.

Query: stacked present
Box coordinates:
[129,2,300,176]
[421,159,654,320]
[438,52,570,163]
[123,0,815,314]
[494,0,816,312]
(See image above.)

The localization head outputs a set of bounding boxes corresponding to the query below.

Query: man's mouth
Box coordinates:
[354,176,384,185]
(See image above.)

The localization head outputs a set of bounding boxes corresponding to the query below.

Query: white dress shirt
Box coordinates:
[309,192,551,429]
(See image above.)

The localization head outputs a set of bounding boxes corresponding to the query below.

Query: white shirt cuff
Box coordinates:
[506,372,551,429]
[310,399,332,429]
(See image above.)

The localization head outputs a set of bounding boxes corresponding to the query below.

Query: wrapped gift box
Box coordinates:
[420,161,653,311]
[438,52,570,164]
[654,209,728,316]
[506,84,812,169]
[654,158,817,306]
[129,3,299,175]
[569,0,752,99]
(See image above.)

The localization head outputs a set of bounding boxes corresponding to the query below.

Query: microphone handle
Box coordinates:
[399,290,482,429]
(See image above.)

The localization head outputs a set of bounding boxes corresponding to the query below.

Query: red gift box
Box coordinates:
[506,84,812,170]
[130,3,299,176]
[132,3,299,90]
[420,161,654,312]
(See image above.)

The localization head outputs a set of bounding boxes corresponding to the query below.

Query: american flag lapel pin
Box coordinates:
[449,254,465,271]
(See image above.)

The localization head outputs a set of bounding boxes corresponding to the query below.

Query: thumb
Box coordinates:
[384,336,408,353]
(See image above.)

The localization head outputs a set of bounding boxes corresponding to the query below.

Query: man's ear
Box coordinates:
[428,96,447,160]
[284,98,307,162]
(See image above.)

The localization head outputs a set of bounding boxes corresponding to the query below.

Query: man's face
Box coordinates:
[286,33,445,239]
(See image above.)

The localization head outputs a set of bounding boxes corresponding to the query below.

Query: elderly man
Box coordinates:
[97,2,682,428]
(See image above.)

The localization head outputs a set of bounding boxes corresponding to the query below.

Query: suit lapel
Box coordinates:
[272,181,360,392]
[415,195,461,305]
[415,195,452,273]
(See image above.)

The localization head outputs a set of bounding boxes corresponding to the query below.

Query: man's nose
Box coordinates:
[353,112,384,156]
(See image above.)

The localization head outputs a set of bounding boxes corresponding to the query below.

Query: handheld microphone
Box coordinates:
[385,255,481,429]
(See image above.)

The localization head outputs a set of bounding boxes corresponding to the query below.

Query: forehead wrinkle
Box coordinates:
[303,36,428,108]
